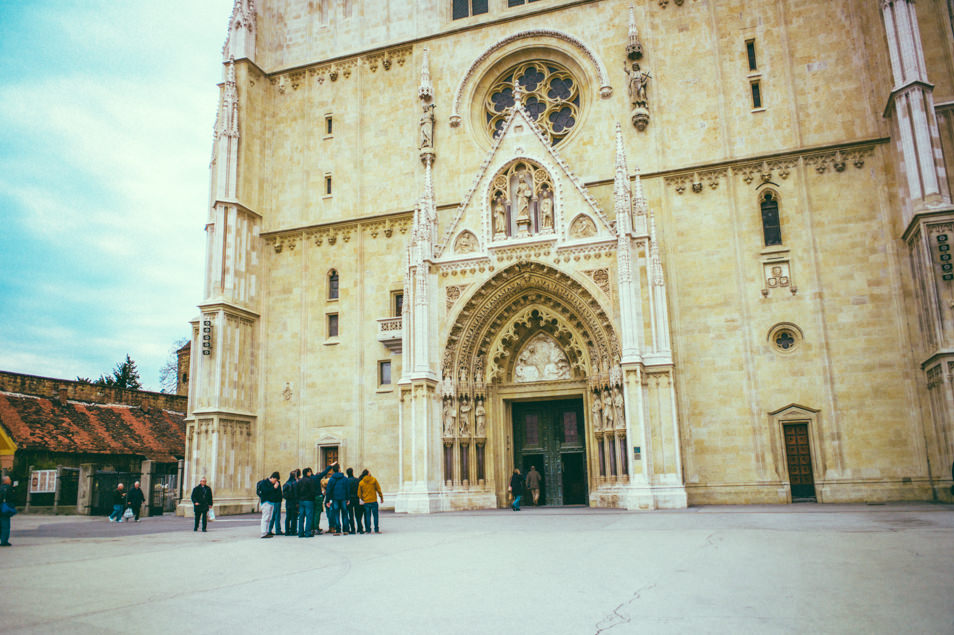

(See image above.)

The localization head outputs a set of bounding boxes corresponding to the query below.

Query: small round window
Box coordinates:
[484,60,581,146]
[768,323,802,354]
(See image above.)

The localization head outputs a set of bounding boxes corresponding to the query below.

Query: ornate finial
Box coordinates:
[613,123,632,235]
[627,5,643,60]
[649,209,664,285]
[513,83,525,106]
[222,0,257,62]
[418,48,433,102]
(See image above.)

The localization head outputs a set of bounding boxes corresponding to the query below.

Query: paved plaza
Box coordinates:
[0,504,952,634]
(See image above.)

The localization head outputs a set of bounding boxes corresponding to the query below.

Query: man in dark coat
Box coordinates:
[324,464,348,535]
[345,467,361,535]
[295,463,337,537]
[127,481,146,522]
[191,477,213,532]
[282,470,299,537]
[109,483,127,522]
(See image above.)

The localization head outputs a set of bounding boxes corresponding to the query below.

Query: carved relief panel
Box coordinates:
[490,160,555,240]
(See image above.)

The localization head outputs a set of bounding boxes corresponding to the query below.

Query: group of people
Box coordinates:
[508,465,542,511]
[107,481,146,523]
[255,462,384,538]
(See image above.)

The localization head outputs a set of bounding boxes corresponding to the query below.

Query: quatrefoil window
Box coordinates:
[485,60,581,146]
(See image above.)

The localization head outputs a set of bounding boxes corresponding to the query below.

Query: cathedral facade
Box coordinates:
[182,0,954,514]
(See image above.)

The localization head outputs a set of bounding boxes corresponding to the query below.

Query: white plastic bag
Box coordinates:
[207,509,215,521]
[122,507,134,520]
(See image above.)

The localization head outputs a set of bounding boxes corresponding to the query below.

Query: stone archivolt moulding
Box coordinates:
[449,29,614,127]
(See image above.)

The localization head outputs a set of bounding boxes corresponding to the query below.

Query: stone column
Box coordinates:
[140,460,154,518]
[77,463,95,516]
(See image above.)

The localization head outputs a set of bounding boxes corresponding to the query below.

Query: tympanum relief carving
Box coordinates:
[513,333,572,382]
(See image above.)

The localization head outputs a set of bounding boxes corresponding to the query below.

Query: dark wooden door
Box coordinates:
[783,423,816,500]
[512,399,586,506]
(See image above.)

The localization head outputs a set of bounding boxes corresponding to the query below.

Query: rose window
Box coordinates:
[485,61,581,146]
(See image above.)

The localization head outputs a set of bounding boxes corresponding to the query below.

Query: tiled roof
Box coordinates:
[0,392,185,462]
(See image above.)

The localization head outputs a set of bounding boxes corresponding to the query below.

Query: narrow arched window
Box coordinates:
[328,270,339,299]
[760,190,782,246]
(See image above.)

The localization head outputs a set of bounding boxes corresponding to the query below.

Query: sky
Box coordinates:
[0,1,235,391]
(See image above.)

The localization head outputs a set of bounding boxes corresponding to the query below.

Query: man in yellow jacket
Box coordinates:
[357,469,384,534]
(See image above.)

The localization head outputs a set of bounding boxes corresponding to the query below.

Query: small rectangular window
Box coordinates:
[379,360,392,385]
[751,81,762,109]
[392,291,404,317]
[325,175,333,195]
[329,270,339,300]
[325,115,333,135]
[508,0,524,6]
[328,313,339,338]
[452,0,469,19]
[746,40,757,71]
[472,0,488,14]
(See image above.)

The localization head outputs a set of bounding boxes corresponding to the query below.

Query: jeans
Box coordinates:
[194,508,208,531]
[330,500,347,532]
[0,515,10,545]
[362,502,379,532]
[297,500,315,537]
[512,495,522,510]
[267,501,282,534]
[110,504,124,521]
[285,501,298,535]
[260,501,274,536]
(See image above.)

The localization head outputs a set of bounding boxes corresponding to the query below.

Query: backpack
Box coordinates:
[282,480,297,500]
[256,479,268,501]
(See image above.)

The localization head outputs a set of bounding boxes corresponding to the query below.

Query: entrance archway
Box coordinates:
[439,261,627,507]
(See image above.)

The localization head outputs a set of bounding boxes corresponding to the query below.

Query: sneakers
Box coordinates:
[261,534,273,539]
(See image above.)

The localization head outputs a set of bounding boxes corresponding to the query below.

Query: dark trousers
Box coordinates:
[285,501,298,535]
[297,500,315,537]
[0,515,10,544]
[194,509,208,531]
[131,503,142,521]
[314,497,324,533]
[347,498,362,533]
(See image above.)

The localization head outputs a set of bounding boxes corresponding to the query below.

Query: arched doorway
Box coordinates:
[440,261,627,508]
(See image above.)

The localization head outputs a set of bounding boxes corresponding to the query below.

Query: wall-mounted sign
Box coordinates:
[30,469,57,493]
[633,446,641,460]
[202,317,213,356]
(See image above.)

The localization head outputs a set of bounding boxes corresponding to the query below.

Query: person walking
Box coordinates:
[283,470,299,537]
[109,483,127,522]
[357,469,384,534]
[190,477,213,532]
[0,475,15,546]
[257,472,282,538]
[525,465,542,506]
[345,467,360,535]
[324,464,348,535]
[127,481,146,521]
[509,468,525,511]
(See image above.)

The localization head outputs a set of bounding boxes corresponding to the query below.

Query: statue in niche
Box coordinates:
[602,388,614,429]
[613,387,624,429]
[442,401,456,437]
[493,197,507,236]
[623,62,650,107]
[514,333,572,382]
[591,393,603,431]
[570,215,597,238]
[419,103,436,150]
[475,400,486,437]
[459,399,472,437]
[515,175,533,223]
[540,191,553,231]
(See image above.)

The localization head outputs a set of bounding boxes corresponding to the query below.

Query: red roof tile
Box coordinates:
[0,392,185,462]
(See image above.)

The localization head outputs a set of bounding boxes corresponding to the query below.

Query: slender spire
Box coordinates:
[418,48,433,102]
[649,208,664,286]
[626,4,643,60]
[613,123,632,235]
[225,58,239,139]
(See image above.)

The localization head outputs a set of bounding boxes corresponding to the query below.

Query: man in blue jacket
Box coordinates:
[324,464,348,535]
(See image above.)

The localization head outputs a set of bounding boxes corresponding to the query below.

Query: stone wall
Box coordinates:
[0,371,187,414]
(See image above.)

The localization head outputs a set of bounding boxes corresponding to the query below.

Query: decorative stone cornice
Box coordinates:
[260,213,412,254]
[449,29,613,126]
[267,44,413,94]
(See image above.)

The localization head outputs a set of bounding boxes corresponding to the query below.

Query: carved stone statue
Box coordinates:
[515,175,533,222]
[475,400,486,437]
[602,388,614,429]
[613,387,624,429]
[493,197,507,236]
[459,399,472,437]
[419,103,436,150]
[540,194,553,230]
[442,401,456,437]
[591,393,603,431]
[624,62,650,107]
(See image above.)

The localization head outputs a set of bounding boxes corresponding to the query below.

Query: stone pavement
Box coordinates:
[0,504,952,634]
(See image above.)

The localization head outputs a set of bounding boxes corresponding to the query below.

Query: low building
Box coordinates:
[0,371,186,515]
